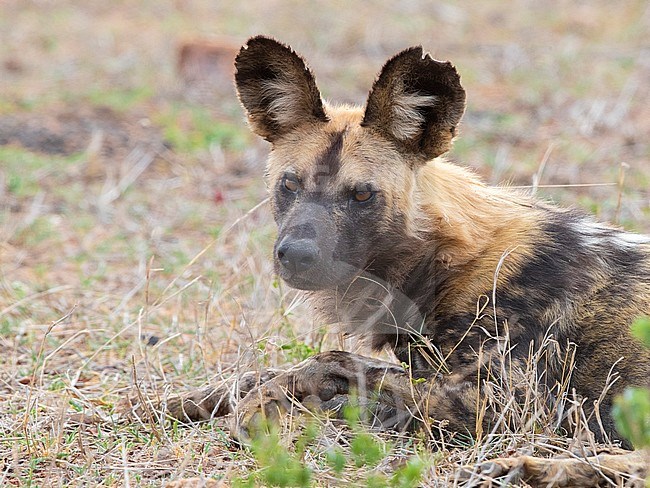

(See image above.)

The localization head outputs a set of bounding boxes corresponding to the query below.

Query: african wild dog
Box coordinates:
[167,36,650,479]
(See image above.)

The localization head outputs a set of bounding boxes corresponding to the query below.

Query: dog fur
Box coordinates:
[165,36,650,486]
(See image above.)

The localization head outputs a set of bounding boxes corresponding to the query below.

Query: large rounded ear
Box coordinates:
[234,36,328,142]
[361,47,466,161]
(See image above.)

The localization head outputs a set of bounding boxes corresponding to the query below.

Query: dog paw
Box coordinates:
[230,354,357,441]
[229,352,415,441]
[230,377,295,441]
[463,452,649,488]
[165,385,233,422]
[117,386,229,423]
[476,457,526,485]
[121,369,281,424]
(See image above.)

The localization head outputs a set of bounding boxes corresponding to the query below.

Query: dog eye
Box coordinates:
[283,177,299,193]
[353,190,374,202]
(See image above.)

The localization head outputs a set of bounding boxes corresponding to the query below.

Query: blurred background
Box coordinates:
[0,1,649,484]
[2,1,649,221]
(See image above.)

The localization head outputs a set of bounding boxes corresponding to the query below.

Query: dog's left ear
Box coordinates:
[362,47,466,160]
[234,36,328,142]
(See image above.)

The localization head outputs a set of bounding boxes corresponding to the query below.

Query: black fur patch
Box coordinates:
[312,130,345,186]
[497,211,646,349]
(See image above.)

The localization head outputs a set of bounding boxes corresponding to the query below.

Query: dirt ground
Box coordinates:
[1,1,649,486]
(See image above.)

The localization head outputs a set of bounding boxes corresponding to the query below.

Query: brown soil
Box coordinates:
[0,105,163,157]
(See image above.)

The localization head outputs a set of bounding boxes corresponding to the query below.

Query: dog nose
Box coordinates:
[277,239,320,274]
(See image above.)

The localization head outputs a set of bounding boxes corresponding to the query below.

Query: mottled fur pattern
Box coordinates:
[163,36,650,485]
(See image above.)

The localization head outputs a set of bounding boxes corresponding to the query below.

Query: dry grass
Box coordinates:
[1,0,649,486]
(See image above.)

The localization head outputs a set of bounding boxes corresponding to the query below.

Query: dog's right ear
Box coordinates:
[234,36,328,142]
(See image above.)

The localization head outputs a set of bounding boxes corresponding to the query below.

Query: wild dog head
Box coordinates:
[234,36,465,291]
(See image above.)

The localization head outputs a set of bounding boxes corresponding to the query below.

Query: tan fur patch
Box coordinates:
[414,161,541,307]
